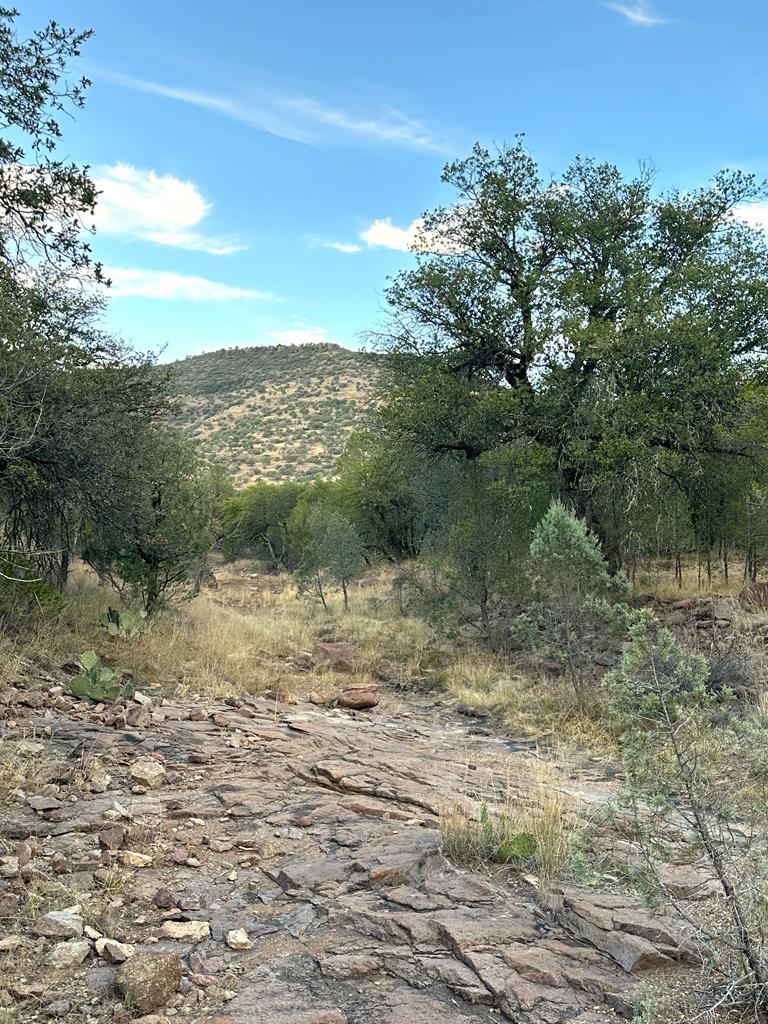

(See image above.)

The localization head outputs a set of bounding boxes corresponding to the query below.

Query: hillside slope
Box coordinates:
[170,343,382,485]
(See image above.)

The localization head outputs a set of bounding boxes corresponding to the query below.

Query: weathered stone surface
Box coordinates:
[547,888,694,972]
[159,920,210,942]
[130,758,167,789]
[6,650,702,1024]
[116,952,182,1013]
[96,937,135,963]
[225,928,252,950]
[47,939,91,968]
[35,906,84,938]
[313,642,364,673]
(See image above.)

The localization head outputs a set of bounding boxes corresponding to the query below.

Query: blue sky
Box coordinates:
[19,0,768,359]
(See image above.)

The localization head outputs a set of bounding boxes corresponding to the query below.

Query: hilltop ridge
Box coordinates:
[170,343,382,485]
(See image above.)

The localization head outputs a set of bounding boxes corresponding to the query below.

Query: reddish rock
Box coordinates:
[313,643,364,673]
[336,687,379,710]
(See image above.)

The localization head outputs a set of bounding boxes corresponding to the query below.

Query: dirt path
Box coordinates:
[1,664,696,1023]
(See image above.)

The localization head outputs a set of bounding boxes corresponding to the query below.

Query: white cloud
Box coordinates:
[267,321,339,345]
[319,240,363,254]
[100,70,446,153]
[94,163,243,255]
[105,267,275,302]
[359,217,424,252]
[733,202,768,231]
[604,2,668,26]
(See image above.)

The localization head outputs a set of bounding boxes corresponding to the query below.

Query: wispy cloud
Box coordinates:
[267,320,342,345]
[94,163,243,255]
[310,239,363,254]
[604,2,668,26]
[100,70,445,153]
[105,267,276,301]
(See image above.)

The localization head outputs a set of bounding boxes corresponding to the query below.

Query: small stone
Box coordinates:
[35,906,84,938]
[189,973,216,988]
[188,751,211,763]
[120,851,153,868]
[84,925,102,940]
[45,999,73,1017]
[154,887,177,909]
[116,953,182,1014]
[96,937,135,963]
[27,795,63,812]
[84,966,116,998]
[99,825,126,851]
[47,939,91,968]
[225,928,252,950]
[0,856,19,878]
[170,848,188,864]
[0,935,23,952]
[130,759,166,789]
[313,642,364,673]
[159,920,210,942]
[87,764,112,793]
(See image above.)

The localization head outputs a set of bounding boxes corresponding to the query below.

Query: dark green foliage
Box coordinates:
[528,502,631,697]
[70,651,134,702]
[83,430,215,615]
[375,139,768,575]
[294,506,365,610]
[0,9,98,278]
[221,480,305,566]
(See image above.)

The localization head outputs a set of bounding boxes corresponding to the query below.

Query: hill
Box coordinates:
[169,343,382,486]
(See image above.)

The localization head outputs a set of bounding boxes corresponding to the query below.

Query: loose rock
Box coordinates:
[116,953,182,1014]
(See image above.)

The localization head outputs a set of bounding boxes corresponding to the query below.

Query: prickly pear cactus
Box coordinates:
[99,607,145,639]
[70,650,135,702]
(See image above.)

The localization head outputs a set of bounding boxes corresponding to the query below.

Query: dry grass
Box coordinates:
[440,652,619,756]
[633,555,751,600]
[10,564,625,754]
[0,734,49,811]
[440,756,575,894]
[26,563,437,701]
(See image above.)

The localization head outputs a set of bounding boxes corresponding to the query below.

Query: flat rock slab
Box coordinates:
[1,682,698,1023]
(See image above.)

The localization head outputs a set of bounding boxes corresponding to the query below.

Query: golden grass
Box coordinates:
[439,652,619,757]
[439,755,575,893]
[27,563,437,701]
[632,555,751,599]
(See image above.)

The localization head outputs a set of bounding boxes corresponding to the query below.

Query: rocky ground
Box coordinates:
[1,651,707,1024]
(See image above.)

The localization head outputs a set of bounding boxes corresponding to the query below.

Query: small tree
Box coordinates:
[528,500,630,698]
[322,513,365,611]
[295,508,365,611]
[83,430,214,615]
[606,613,768,1016]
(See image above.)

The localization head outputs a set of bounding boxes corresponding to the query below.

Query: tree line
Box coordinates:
[0,10,220,620]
